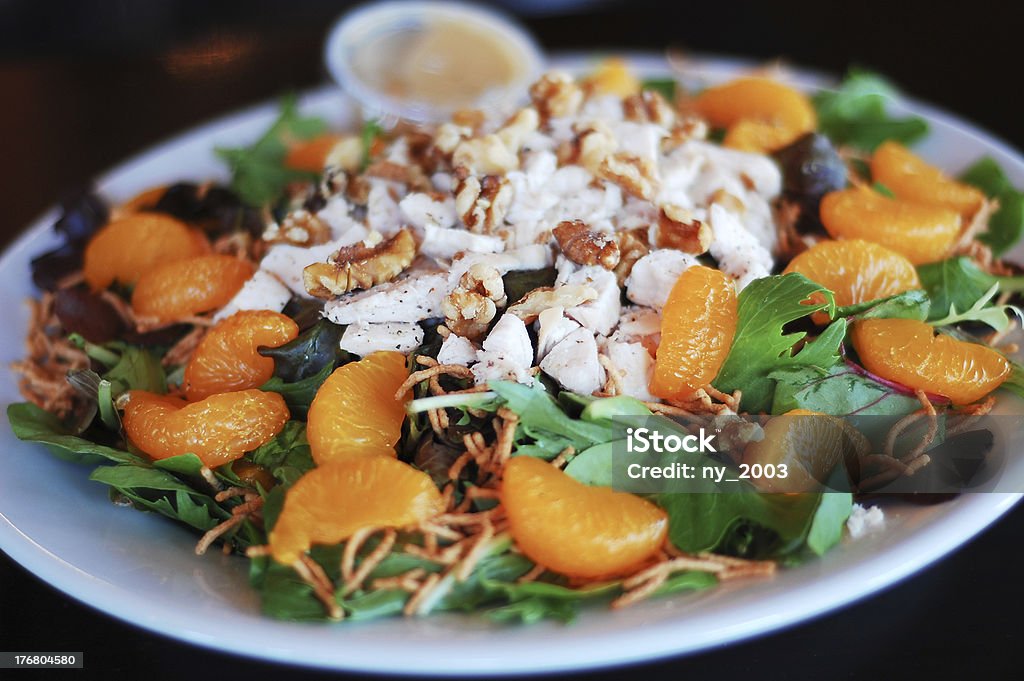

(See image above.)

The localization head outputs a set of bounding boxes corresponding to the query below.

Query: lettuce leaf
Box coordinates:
[813,70,928,151]
[715,273,846,413]
[960,156,1024,255]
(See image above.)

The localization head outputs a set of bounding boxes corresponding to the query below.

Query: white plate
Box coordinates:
[1,54,1022,676]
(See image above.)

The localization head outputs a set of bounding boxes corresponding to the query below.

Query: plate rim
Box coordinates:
[1,52,1022,675]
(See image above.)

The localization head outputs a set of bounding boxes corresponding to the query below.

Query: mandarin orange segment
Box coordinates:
[183,310,300,400]
[851,318,1011,405]
[695,77,816,153]
[651,265,738,400]
[131,255,254,322]
[83,213,210,291]
[743,409,849,492]
[122,389,289,467]
[268,457,445,565]
[586,57,641,97]
[819,186,962,265]
[783,239,921,314]
[306,352,410,464]
[871,141,985,217]
[502,456,667,579]
[284,134,344,173]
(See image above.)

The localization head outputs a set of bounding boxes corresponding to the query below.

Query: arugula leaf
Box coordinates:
[960,156,1024,255]
[259,319,350,382]
[641,77,677,100]
[153,453,205,476]
[917,257,1024,322]
[70,335,167,393]
[834,289,930,321]
[929,283,1022,331]
[770,365,921,417]
[488,381,613,457]
[215,94,327,206]
[248,421,314,486]
[90,464,229,531]
[1001,361,1024,400]
[502,267,557,307]
[806,493,854,555]
[813,69,928,151]
[259,362,333,419]
[7,402,142,465]
[715,274,846,413]
[359,119,383,171]
[655,491,851,560]
[105,345,167,394]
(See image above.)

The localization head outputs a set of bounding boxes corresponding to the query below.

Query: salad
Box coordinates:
[9,59,1024,624]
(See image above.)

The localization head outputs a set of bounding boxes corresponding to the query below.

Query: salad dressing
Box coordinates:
[350,17,524,109]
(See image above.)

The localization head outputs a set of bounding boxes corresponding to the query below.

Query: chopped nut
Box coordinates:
[434,122,473,155]
[553,220,620,269]
[452,134,519,175]
[655,204,713,255]
[262,209,332,247]
[661,116,709,153]
[598,152,658,200]
[454,174,512,234]
[497,107,540,153]
[558,120,617,170]
[623,90,676,127]
[506,284,598,323]
[613,227,650,286]
[303,228,417,299]
[365,160,411,184]
[708,189,746,214]
[346,175,371,205]
[442,264,507,339]
[530,71,584,121]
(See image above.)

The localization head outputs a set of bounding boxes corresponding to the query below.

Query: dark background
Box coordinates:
[1,0,1022,678]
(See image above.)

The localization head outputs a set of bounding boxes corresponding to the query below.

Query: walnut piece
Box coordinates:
[506,284,598,323]
[613,227,650,286]
[530,71,583,121]
[442,264,507,339]
[454,174,512,234]
[656,204,713,255]
[262,209,332,247]
[303,228,416,299]
[598,152,658,200]
[553,220,620,270]
[558,120,618,172]
[661,117,709,153]
[452,134,519,175]
[623,90,676,127]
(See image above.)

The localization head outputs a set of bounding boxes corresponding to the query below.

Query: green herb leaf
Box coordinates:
[834,289,930,321]
[813,70,928,151]
[655,491,848,560]
[502,267,557,307]
[105,345,167,394]
[90,464,229,531]
[715,273,846,413]
[959,156,1024,255]
[489,381,614,458]
[929,283,1022,331]
[770,365,922,416]
[215,94,327,206]
[7,402,142,465]
[259,362,333,419]
[917,256,1024,323]
[259,319,350,382]
[249,421,314,487]
[806,493,853,555]
[641,77,677,101]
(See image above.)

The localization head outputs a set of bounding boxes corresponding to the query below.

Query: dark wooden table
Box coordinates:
[2,1,1022,678]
